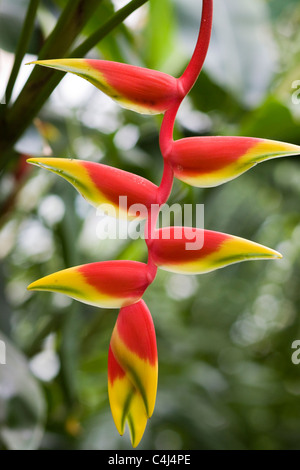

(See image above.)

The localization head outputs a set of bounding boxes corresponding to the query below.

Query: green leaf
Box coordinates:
[82,0,128,62]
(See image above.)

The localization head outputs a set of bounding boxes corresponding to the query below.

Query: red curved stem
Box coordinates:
[159,101,181,157]
[146,131,175,275]
[179,0,213,95]
[145,0,213,283]
[146,243,158,280]
[145,159,174,246]
[157,160,174,204]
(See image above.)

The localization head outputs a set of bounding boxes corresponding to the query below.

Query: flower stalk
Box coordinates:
[5,0,41,105]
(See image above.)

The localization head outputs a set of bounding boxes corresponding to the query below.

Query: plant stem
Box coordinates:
[145,102,178,275]
[157,160,174,204]
[179,0,213,95]
[5,0,40,105]
[159,100,181,157]
[38,0,101,60]
[71,0,149,57]
[145,0,214,282]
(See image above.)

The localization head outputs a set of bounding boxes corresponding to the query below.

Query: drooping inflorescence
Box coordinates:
[27,0,300,447]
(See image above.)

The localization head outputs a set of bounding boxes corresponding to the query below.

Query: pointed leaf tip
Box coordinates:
[26,157,40,166]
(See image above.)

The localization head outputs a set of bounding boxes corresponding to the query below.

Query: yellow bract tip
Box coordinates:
[26,157,38,165]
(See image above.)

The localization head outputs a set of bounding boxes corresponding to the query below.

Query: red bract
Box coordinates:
[28,260,152,309]
[148,227,281,274]
[28,58,183,115]
[166,136,300,187]
[27,158,158,219]
[27,0,296,447]
[108,300,158,447]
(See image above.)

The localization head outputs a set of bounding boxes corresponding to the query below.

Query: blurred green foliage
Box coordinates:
[1,0,300,450]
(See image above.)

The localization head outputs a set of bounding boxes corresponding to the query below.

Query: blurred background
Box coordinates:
[1,0,300,450]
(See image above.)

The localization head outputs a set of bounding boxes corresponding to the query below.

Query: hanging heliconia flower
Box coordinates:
[28,0,299,447]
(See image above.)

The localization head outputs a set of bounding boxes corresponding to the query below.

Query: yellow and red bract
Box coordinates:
[27,261,152,308]
[108,300,158,447]
[28,58,183,115]
[167,136,300,187]
[148,227,282,274]
[27,158,158,219]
